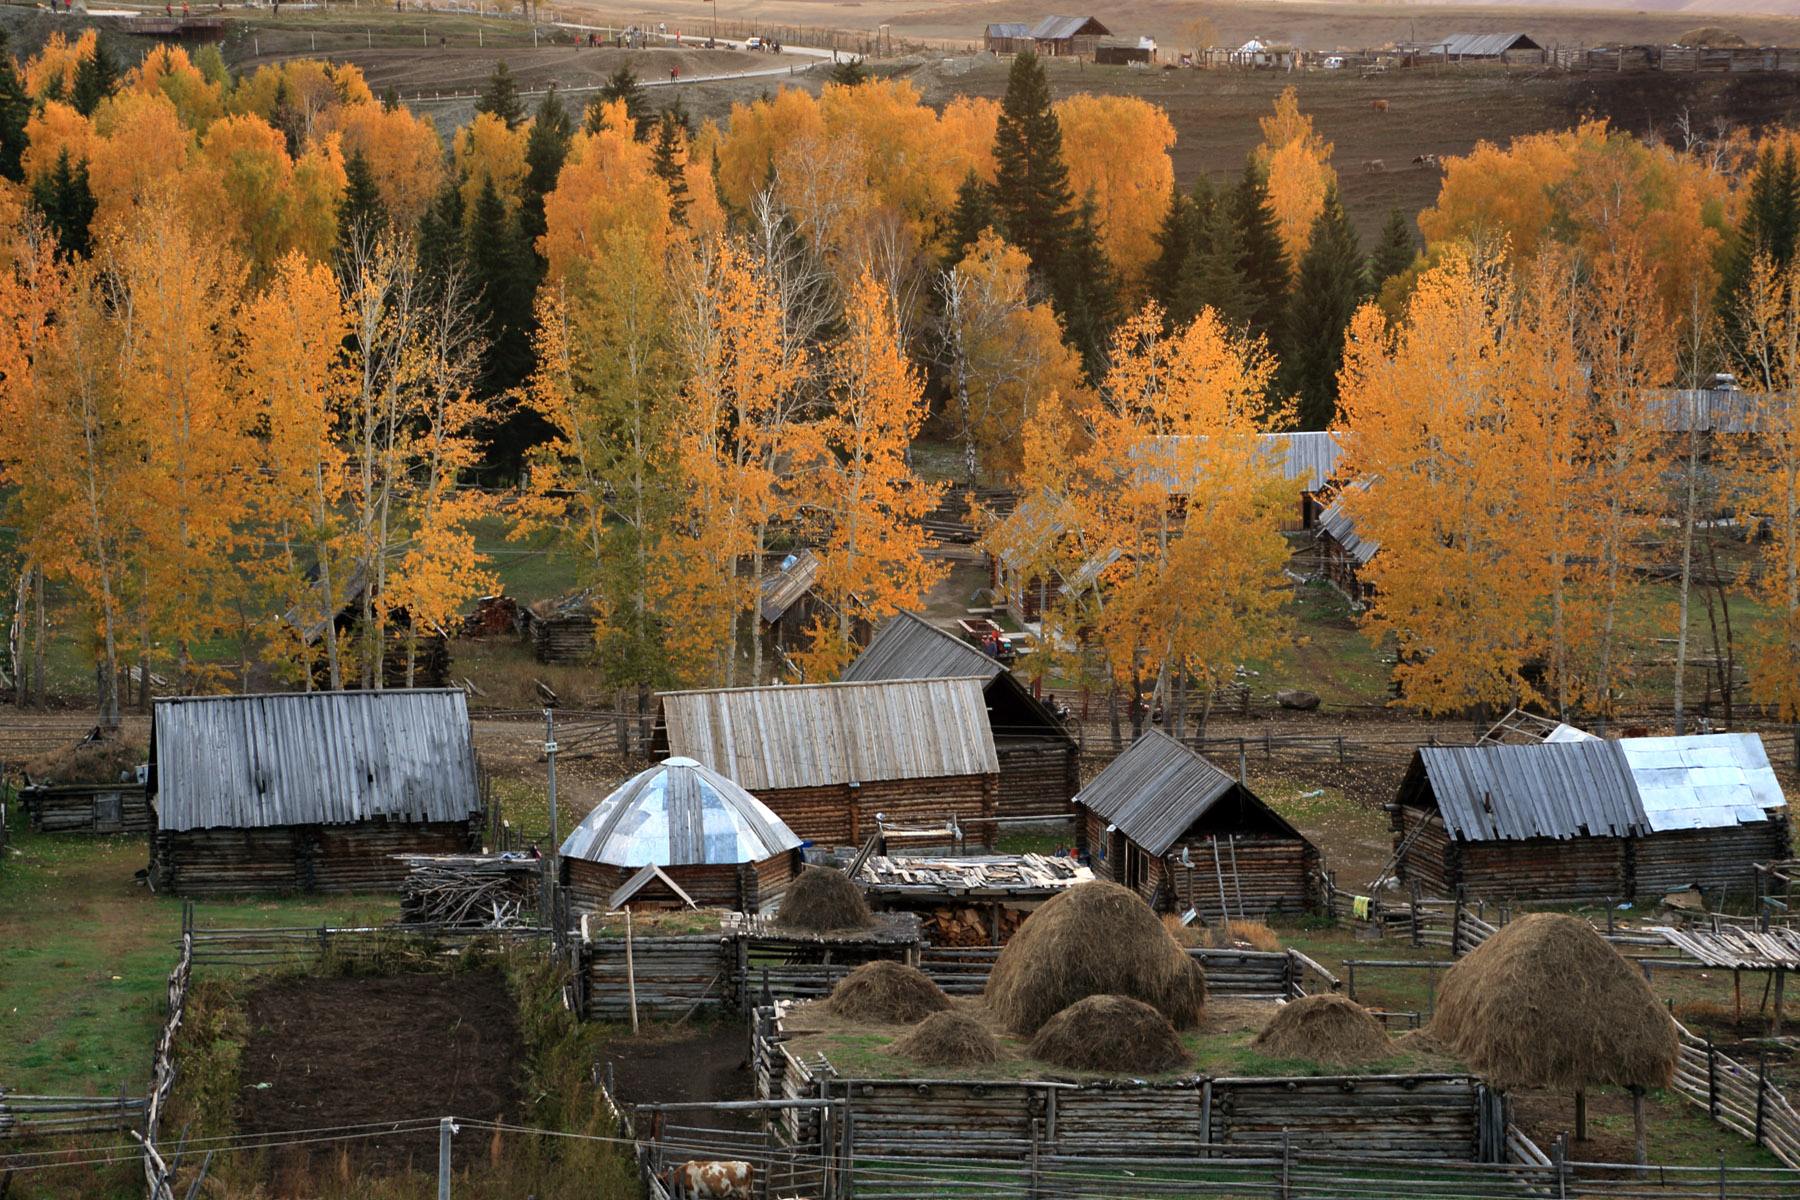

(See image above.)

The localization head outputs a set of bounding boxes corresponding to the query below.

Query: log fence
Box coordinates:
[1671,1022,1800,1168]
[141,905,193,1200]
[0,1090,143,1139]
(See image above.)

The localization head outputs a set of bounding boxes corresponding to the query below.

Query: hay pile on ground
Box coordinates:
[1431,913,1677,1092]
[1252,994,1391,1065]
[891,1010,1002,1066]
[1677,26,1746,47]
[1028,995,1189,1075]
[24,733,146,785]
[986,881,1203,1034]
[828,961,950,1023]
[777,867,873,932]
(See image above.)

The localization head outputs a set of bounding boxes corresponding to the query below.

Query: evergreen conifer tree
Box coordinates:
[1719,145,1800,328]
[1369,207,1416,290]
[337,149,386,262]
[30,149,95,258]
[991,51,1075,276]
[828,57,869,87]
[1185,191,1251,332]
[0,31,30,183]
[465,177,541,467]
[70,42,118,117]
[593,66,652,137]
[1228,157,1289,347]
[269,79,305,158]
[1054,196,1120,379]
[944,169,996,267]
[416,179,466,296]
[1283,188,1367,429]
[475,60,524,128]
[520,85,573,246]
[650,109,691,227]
[381,85,400,112]
[1148,182,1194,322]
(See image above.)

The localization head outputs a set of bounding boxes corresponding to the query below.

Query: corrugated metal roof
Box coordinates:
[841,612,1001,684]
[1031,15,1109,39]
[986,22,1030,37]
[1316,481,1379,565]
[560,757,802,866]
[150,690,480,832]
[1436,32,1540,56]
[1130,432,1345,492]
[1074,729,1240,856]
[984,487,1074,573]
[1415,733,1786,842]
[759,549,820,622]
[1646,389,1766,434]
[659,678,1000,791]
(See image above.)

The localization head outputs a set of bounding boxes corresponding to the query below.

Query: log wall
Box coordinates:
[759,775,998,850]
[584,934,735,1021]
[994,740,1079,821]
[563,853,799,916]
[1209,1074,1479,1159]
[1635,820,1789,899]
[152,819,479,896]
[1162,835,1318,920]
[22,784,151,834]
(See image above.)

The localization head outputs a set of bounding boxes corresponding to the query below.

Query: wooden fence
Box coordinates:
[141,913,192,1200]
[0,1090,143,1139]
[1672,1023,1800,1168]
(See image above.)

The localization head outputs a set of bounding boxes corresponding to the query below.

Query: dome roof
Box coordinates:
[558,757,803,867]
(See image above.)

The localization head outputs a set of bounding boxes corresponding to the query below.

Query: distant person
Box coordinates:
[670,65,679,79]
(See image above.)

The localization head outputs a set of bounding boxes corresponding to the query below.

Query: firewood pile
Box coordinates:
[854,854,1094,947]
[397,853,541,927]
[462,594,520,637]
[921,904,1027,947]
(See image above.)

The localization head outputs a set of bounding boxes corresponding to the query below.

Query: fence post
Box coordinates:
[1554,1133,1568,1200]
[1755,1052,1768,1146]
[1707,1038,1718,1117]
[437,1116,453,1200]
[1279,1129,1291,1200]
[1028,1116,1041,1200]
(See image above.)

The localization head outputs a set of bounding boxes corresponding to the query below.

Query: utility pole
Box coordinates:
[544,708,560,854]
[437,1117,455,1199]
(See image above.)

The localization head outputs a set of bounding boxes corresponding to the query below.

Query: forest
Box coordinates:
[0,29,1796,732]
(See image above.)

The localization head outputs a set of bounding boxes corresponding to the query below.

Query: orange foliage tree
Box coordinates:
[1255,87,1336,274]
[1055,93,1176,291]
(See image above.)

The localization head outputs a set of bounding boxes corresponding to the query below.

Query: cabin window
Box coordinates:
[92,792,122,831]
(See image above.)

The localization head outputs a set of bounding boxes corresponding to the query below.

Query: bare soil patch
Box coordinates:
[601,1024,755,1132]
[237,971,525,1176]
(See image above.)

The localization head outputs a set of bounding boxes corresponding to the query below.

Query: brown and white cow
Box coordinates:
[666,1160,755,1199]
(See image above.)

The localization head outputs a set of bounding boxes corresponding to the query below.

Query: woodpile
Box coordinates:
[461,594,519,637]
[919,904,1027,946]
[398,853,540,927]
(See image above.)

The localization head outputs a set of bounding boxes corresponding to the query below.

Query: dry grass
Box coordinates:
[986,881,1204,1035]
[1028,995,1190,1075]
[1431,913,1677,1092]
[777,867,874,933]
[891,1010,1002,1067]
[828,961,951,1024]
[1225,920,1283,952]
[1252,994,1390,1066]
[23,732,146,785]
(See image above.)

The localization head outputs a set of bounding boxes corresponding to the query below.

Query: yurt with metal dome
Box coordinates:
[559,757,806,914]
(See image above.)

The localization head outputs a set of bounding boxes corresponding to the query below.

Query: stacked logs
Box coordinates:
[398,853,541,927]
[919,904,1027,947]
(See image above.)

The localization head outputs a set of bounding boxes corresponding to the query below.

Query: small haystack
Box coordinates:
[1029,995,1189,1075]
[1677,26,1747,47]
[828,960,951,1023]
[1252,994,1390,1066]
[891,1010,1002,1066]
[1432,913,1678,1163]
[986,881,1203,1035]
[778,866,873,932]
[25,733,145,785]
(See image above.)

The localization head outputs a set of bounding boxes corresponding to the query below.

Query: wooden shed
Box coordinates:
[760,549,822,664]
[1392,732,1790,902]
[22,780,151,834]
[985,487,1075,624]
[1074,729,1319,919]
[1313,482,1377,604]
[521,590,598,664]
[1031,15,1111,57]
[1432,32,1543,62]
[559,757,804,915]
[281,565,451,688]
[985,21,1032,53]
[147,690,485,896]
[842,612,1078,821]
[653,678,1002,849]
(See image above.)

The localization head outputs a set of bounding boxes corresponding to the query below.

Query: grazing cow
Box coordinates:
[1413,153,1440,168]
[667,1160,755,1199]
[1371,98,1390,112]
[1363,159,1386,174]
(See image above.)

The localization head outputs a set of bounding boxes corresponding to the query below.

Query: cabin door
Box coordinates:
[92,792,122,833]
[1122,841,1147,893]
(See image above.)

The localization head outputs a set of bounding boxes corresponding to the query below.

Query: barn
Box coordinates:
[147,690,485,896]
[654,678,1001,849]
[559,757,804,915]
[1392,732,1790,902]
[1074,729,1319,919]
[985,21,1032,54]
[1433,32,1543,62]
[1031,15,1111,57]
[842,612,1078,821]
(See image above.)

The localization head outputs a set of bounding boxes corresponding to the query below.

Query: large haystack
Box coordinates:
[891,1010,1002,1067]
[986,881,1203,1035]
[1431,913,1677,1093]
[1029,995,1189,1075]
[828,961,950,1023]
[1252,994,1390,1066]
[777,866,873,932]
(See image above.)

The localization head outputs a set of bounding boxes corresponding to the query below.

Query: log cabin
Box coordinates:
[984,487,1076,625]
[1075,729,1319,919]
[1313,482,1378,605]
[653,678,1002,850]
[147,690,484,896]
[759,549,822,666]
[521,589,599,664]
[842,612,1079,821]
[1392,732,1790,902]
[559,757,804,915]
[22,780,151,834]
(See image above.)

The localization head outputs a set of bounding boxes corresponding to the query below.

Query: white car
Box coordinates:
[1322,55,1345,69]
[745,35,763,50]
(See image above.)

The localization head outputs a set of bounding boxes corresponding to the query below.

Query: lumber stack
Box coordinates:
[398,853,540,926]
[918,904,1027,946]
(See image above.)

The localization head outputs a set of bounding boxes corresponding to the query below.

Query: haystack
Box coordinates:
[1432,913,1677,1162]
[986,881,1203,1035]
[1028,995,1189,1075]
[891,1010,1002,1066]
[828,960,950,1023]
[777,866,873,932]
[1252,994,1390,1066]
[1677,26,1747,47]
[25,734,146,785]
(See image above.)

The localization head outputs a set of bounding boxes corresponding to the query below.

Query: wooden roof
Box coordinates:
[857,852,1092,898]
[759,549,821,623]
[150,690,480,832]
[1074,729,1300,855]
[841,612,1002,684]
[658,678,1000,792]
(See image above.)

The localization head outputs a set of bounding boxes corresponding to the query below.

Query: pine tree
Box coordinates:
[828,57,869,87]
[337,149,386,262]
[593,66,652,138]
[1369,206,1417,289]
[465,177,540,467]
[1719,145,1800,326]
[269,79,304,158]
[0,30,29,184]
[475,60,524,129]
[650,109,691,228]
[416,179,466,295]
[1283,188,1367,429]
[520,85,573,247]
[1147,183,1194,322]
[991,51,1075,277]
[944,170,996,267]
[1054,197,1120,379]
[70,42,118,117]
[1186,190,1251,331]
[1229,157,1289,347]
[29,149,95,258]
[381,86,401,112]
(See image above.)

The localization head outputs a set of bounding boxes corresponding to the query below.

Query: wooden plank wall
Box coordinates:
[23,784,151,834]
[760,775,998,850]
[1162,835,1317,920]
[993,741,1078,821]
[153,819,478,896]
